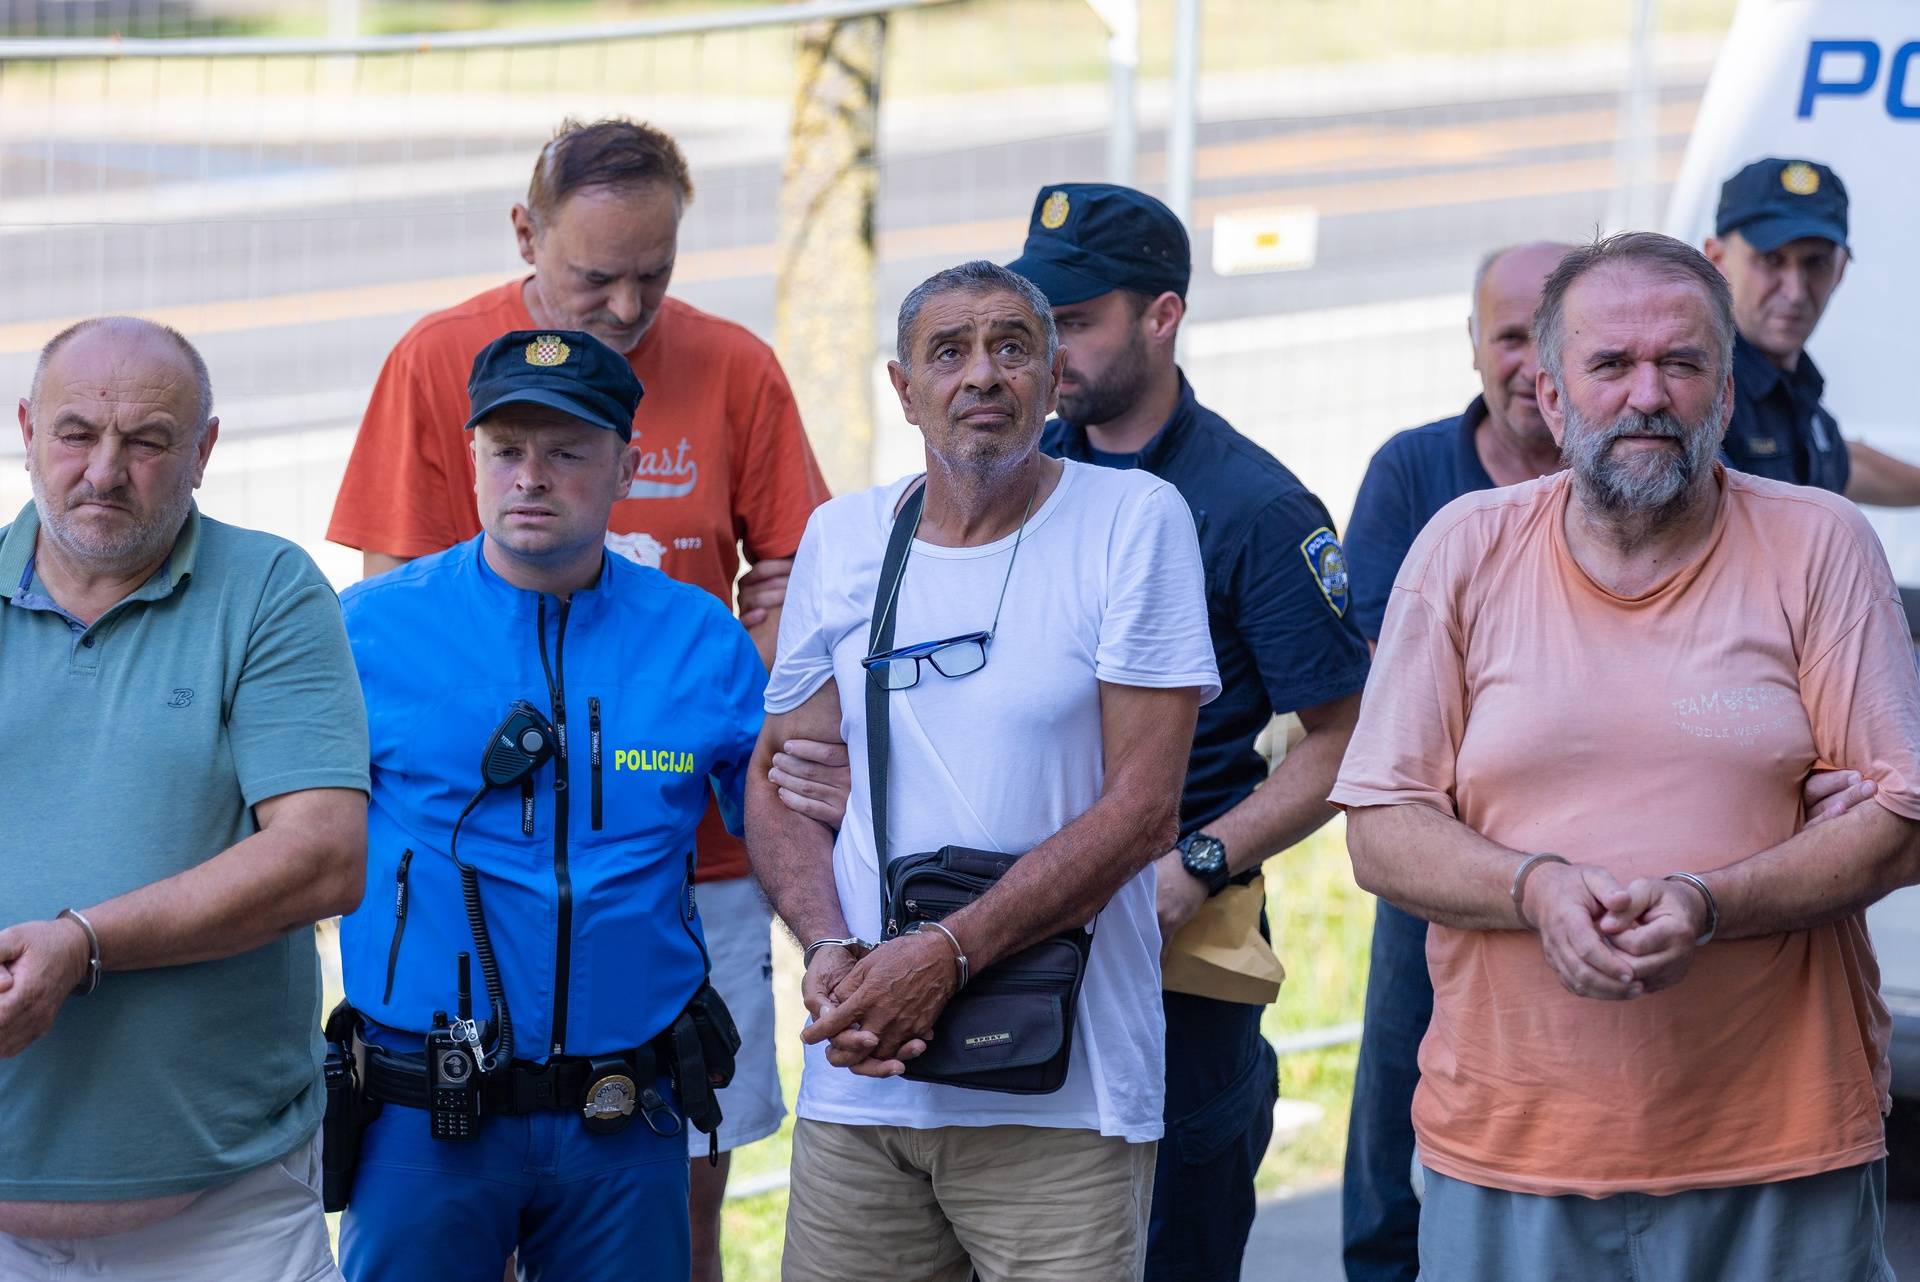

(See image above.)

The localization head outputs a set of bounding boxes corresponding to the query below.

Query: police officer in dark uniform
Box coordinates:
[331,330,764,1281]
[1008,184,1371,1282]
[1707,157,1920,504]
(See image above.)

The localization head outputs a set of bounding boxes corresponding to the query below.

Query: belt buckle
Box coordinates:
[581,1056,638,1135]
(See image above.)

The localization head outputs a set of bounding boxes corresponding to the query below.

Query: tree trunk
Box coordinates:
[774,15,885,496]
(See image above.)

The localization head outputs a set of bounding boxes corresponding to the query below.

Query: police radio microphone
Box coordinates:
[481,700,557,790]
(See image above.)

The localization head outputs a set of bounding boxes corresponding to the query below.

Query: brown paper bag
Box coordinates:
[1161,873,1285,1006]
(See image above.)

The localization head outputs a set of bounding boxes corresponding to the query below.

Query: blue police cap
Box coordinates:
[1006,183,1191,307]
[465,329,644,441]
[1715,158,1849,254]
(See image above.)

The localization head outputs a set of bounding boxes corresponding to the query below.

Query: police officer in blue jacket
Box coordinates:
[334,329,766,1281]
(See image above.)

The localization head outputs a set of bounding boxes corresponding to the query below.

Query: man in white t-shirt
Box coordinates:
[744,260,1218,1282]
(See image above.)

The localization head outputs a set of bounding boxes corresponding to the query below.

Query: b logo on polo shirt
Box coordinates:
[1300,527,1350,618]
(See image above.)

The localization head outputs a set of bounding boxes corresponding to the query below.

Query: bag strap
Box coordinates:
[867,480,927,936]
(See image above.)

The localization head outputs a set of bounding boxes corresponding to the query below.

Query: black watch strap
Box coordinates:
[1178,833,1232,897]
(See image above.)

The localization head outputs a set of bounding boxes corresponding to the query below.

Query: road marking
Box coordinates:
[1140,99,1697,183]
[0,147,1682,355]
[0,292,1475,453]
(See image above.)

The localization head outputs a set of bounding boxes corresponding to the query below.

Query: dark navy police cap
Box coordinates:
[465,329,644,442]
[1006,183,1191,307]
[1715,158,1849,253]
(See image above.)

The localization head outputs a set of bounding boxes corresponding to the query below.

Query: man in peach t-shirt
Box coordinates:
[1332,231,1920,1281]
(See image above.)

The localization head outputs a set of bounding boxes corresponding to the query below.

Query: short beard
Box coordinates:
[1561,384,1725,520]
[30,463,197,576]
[1058,328,1152,428]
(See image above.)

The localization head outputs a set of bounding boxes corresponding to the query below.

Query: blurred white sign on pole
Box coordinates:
[1211,207,1320,275]
[1084,0,1140,185]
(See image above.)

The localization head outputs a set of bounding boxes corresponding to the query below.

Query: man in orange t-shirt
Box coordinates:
[1331,232,1920,1281]
[326,118,833,1280]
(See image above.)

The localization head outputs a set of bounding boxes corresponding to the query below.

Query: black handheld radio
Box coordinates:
[425,952,483,1141]
[427,703,560,1143]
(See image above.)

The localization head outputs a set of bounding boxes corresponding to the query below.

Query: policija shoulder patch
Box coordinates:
[1300,526,1350,618]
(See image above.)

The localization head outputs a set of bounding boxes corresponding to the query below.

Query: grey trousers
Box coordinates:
[0,1138,340,1282]
[1418,1160,1894,1282]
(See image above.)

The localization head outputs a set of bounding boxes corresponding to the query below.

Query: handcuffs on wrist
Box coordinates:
[57,908,102,997]
[903,919,970,990]
[802,936,872,969]
[1508,853,1568,929]
[1661,871,1720,946]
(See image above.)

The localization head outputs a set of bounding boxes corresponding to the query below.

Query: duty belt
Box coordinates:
[364,1041,672,1126]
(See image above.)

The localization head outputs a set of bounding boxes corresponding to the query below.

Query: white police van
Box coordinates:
[1665,0,1920,1189]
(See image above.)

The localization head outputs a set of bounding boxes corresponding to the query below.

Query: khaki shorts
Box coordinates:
[0,1137,339,1282]
[782,1118,1156,1282]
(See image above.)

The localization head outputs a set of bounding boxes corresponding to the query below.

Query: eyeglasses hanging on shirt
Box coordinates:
[860,474,1039,692]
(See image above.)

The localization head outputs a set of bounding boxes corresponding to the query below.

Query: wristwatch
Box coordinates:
[1177,832,1232,897]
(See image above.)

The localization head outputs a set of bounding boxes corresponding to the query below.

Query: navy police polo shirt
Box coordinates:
[1344,397,1497,642]
[1044,376,1370,833]
[1721,332,1849,495]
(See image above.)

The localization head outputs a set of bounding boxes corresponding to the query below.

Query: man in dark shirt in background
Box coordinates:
[1010,182,1371,1282]
[1707,157,1920,505]
[1339,241,1567,1282]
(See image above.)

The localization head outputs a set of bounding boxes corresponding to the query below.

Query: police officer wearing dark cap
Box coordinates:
[1708,157,1920,504]
[1010,185,1371,1282]
[330,330,767,1281]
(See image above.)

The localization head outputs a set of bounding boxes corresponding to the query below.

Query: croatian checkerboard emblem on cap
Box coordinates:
[1781,163,1821,197]
[525,334,571,366]
[1040,190,1070,230]
[1300,526,1349,618]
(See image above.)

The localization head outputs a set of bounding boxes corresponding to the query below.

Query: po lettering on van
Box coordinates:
[1799,38,1920,118]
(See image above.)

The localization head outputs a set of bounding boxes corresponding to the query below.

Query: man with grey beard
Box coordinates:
[0,317,368,1280]
[1331,232,1920,1280]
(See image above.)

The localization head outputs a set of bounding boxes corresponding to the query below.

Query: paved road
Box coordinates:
[0,72,1710,581]
[1243,1180,1920,1280]
[0,81,1703,436]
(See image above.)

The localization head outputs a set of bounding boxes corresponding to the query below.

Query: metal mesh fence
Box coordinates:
[0,0,1736,586]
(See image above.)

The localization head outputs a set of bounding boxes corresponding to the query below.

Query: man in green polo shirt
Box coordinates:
[0,317,369,1281]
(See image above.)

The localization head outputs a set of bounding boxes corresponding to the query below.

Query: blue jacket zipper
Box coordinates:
[589,696,603,832]
[381,848,413,1004]
[537,595,574,1057]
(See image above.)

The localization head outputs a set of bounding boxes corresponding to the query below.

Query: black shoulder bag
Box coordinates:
[865,481,1092,1095]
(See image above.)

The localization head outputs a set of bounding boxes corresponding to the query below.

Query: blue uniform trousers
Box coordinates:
[1145,990,1279,1282]
[1341,900,1433,1282]
[340,1092,690,1282]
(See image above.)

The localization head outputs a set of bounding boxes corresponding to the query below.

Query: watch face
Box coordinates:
[1184,835,1227,874]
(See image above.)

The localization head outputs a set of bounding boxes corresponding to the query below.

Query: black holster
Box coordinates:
[665,980,740,1160]
[321,1001,381,1213]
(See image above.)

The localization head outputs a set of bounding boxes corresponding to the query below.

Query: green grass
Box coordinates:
[1257,817,1370,1195]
